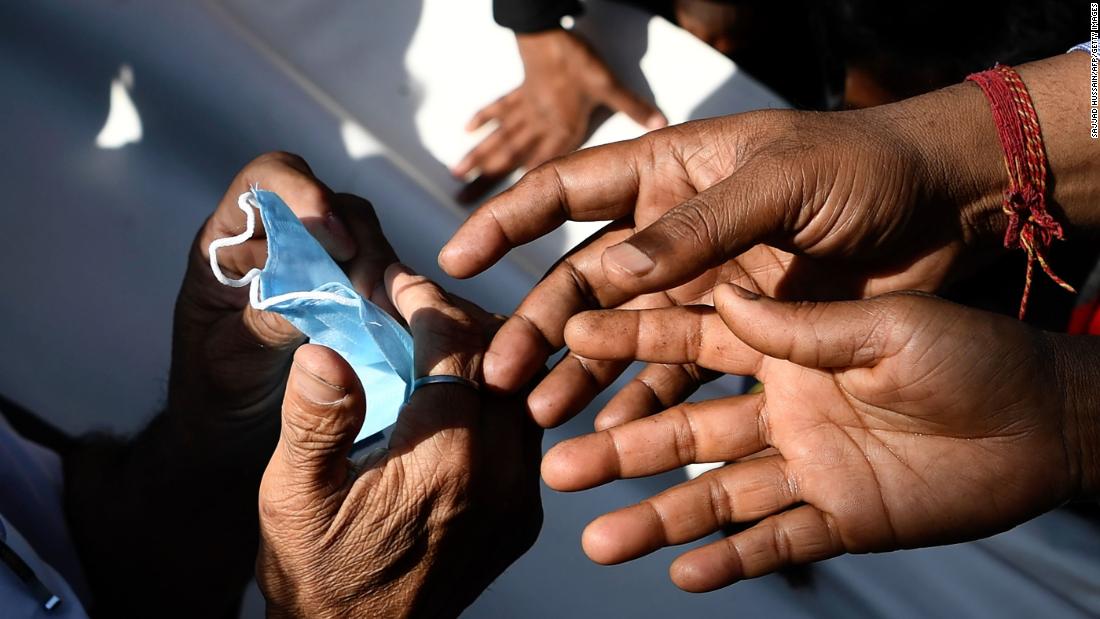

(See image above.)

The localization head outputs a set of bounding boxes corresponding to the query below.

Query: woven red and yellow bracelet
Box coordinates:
[966,64,1075,320]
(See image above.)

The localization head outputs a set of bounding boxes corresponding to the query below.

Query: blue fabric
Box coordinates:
[252,190,413,441]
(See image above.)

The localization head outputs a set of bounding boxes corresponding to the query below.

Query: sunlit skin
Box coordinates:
[440,88,996,430]
[436,52,1099,594]
[175,151,402,421]
[542,285,1084,592]
[453,28,666,200]
[257,266,543,618]
[181,154,544,617]
[439,54,1094,435]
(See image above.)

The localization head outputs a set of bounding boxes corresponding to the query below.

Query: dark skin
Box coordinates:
[59,153,543,618]
[440,53,1097,432]
[442,52,1100,590]
[257,266,543,618]
[547,286,1099,591]
[62,153,403,617]
[454,28,667,201]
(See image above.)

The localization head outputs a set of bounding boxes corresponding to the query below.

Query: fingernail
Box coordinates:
[298,366,346,405]
[645,114,667,130]
[728,284,760,300]
[605,243,655,277]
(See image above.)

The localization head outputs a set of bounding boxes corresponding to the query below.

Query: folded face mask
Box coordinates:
[208,189,413,443]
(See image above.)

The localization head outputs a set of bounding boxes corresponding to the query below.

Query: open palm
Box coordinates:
[441,104,985,429]
[543,286,1077,592]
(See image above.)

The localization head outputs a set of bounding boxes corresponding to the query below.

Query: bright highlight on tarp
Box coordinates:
[96,64,142,149]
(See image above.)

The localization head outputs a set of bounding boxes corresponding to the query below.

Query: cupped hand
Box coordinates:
[171,152,400,422]
[256,265,543,618]
[440,84,1003,428]
[541,285,1080,592]
[453,28,666,201]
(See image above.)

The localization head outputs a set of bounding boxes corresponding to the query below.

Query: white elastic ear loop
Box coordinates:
[209,191,266,309]
[207,189,359,310]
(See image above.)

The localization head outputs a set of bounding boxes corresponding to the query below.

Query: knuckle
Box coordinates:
[706,473,732,524]
[664,199,728,260]
[283,401,347,447]
[670,405,699,465]
[290,178,329,210]
[270,150,309,168]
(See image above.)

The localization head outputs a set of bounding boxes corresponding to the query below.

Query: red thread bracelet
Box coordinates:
[966,64,1075,320]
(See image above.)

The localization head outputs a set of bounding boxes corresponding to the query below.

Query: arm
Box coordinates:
[439,50,1099,430]
[903,51,1100,242]
[257,266,543,618]
[62,153,398,617]
[455,2,666,201]
[63,397,275,618]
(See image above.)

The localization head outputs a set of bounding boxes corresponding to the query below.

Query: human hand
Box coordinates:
[453,28,666,202]
[171,152,399,425]
[439,83,1006,428]
[542,285,1087,591]
[256,266,543,618]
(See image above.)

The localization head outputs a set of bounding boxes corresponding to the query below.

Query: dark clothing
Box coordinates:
[492,0,584,33]
[492,0,736,33]
[491,0,837,109]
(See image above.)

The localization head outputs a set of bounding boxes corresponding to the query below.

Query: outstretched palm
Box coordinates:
[543,287,1075,592]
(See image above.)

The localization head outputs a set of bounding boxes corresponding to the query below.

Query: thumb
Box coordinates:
[599,82,667,131]
[263,344,366,515]
[600,161,788,296]
[712,284,902,369]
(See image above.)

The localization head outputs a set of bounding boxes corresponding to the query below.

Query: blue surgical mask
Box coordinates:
[208,189,413,443]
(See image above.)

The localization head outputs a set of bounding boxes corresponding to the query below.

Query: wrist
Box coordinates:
[889,53,1099,251]
[516,28,578,66]
[1042,331,1100,500]
[1014,53,1100,234]
[879,79,1006,250]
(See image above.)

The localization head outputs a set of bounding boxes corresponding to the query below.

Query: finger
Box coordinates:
[476,126,539,178]
[385,264,482,381]
[670,504,844,592]
[713,284,898,369]
[385,265,486,449]
[581,455,798,565]
[454,113,532,181]
[482,222,635,392]
[543,392,767,491]
[594,363,711,431]
[526,352,631,428]
[513,282,675,425]
[261,344,365,517]
[465,91,515,132]
[439,138,654,278]
[564,306,762,375]
[205,152,355,265]
[598,82,667,131]
[600,160,789,297]
[334,193,401,322]
[453,126,515,179]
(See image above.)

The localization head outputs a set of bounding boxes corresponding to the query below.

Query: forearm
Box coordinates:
[64,389,280,617]
[887,51,1099,246]
[1045,331,1100,501]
